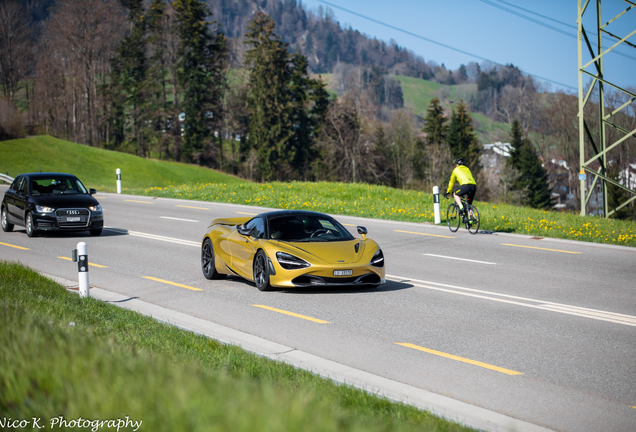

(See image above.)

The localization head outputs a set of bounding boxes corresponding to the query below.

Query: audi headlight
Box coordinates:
[276,252,311,270]
[371,249,384,267]
[36,205,55,213]
[88,204,102,212]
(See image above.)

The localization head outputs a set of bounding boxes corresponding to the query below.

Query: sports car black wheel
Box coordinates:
[253,250,272,291]
[1,206,13,232]
[25,212,38,237]
[201,238,226,280]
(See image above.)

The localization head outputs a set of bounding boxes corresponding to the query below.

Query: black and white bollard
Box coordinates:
[72,242,90,298]
[433,186,441,224]
[116,168,122,194]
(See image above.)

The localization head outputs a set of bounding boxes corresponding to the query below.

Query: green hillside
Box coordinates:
[317,74,511,143]
[0,136,247,192]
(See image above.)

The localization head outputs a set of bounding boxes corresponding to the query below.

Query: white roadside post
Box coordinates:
[73,242,90,298]
[116,168,122,194]
[433,186,441,224]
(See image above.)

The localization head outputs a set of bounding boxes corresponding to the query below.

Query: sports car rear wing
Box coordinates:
[210,217,251,227]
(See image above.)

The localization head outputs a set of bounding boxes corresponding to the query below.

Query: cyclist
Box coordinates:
[444,157,477,223]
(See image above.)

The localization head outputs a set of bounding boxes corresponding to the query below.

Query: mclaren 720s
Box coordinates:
[201,210,385,291]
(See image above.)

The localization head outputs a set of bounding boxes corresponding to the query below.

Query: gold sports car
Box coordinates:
[201,210,386,291]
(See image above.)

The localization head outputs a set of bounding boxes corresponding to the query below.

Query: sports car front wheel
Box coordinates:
[201,238,227,280]
[253,250,272,291]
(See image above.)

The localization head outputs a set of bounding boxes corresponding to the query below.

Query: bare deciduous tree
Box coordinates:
[0,1,33,105]
[41,0,125,145]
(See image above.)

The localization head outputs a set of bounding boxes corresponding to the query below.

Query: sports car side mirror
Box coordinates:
[357,226,367,240]
[237,226,252,236]
[89,188,97,195]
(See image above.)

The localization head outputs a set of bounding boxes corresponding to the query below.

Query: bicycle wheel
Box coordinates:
[467,205,480,234]
[446,204,460,232]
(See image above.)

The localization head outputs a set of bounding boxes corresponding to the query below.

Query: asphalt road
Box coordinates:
[1,185,635,432]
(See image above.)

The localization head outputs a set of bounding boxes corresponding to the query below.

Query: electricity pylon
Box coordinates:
[577,0,636,217]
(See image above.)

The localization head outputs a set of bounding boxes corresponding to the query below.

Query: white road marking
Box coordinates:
[387,274,636,327]
[161,216,199,223]
[99,228,635,327]
[424,254,496,265]
[104,227,200,247]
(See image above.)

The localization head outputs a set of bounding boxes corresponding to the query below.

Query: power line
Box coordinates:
[314,0,576,90]
[482,0,636,62]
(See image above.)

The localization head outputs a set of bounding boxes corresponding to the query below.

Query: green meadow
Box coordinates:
[2,135,635,247]
[0,135,245,191]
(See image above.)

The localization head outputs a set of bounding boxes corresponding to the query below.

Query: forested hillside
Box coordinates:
[1,0,635,218]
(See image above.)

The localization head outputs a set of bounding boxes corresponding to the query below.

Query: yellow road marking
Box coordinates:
[501,243,581,254]
[395,230,454,239]
[253,305,330,323]
[176,205,209,210]
[342,223,355,226]
[143,276,203,291]
[0,241,29,250]
[125,200,154,204]
[58,257,107,268]
[236,212,258,215]
[396,342,523,376]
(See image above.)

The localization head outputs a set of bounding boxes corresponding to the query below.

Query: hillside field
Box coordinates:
[1,136,635,247]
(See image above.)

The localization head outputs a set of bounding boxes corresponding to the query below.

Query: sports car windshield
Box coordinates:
[268,214,355,242]
[30,177,88,196]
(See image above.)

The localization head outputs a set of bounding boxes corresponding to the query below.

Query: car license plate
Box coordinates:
[334,270,353,276]
[66,217,81,222]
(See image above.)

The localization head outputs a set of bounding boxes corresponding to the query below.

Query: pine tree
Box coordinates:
[245,12,327,181]
[244,11,294,181]
[110,0,149,155]
[508,119,553,209]
[607,163,635,219]
[174,0,228,164]
[446,100,482,176]
[145,0,172,159]
[288,52,329,179]
[422,97,447,146]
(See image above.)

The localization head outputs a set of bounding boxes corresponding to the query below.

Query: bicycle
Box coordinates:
[446,195,480,234]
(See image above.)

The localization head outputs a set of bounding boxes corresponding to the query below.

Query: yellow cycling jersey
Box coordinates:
[447,165,476,193]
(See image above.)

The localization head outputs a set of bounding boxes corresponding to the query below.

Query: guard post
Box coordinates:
[433,186,441,224]
[72,242,90,298]
[116,168,122,194]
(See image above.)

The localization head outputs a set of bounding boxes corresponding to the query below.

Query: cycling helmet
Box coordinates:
[455,157,465,166]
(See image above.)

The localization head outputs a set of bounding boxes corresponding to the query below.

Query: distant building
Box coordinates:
[482,142,513,157]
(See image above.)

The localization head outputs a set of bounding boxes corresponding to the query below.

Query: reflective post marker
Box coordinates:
[77,242,89,298]
[433,186,441,224]
[116,168,122,194]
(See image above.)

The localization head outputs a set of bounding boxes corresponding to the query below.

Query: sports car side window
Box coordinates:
[245,217,265,239]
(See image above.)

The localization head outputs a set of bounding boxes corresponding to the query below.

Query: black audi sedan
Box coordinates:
[1,172,104,237]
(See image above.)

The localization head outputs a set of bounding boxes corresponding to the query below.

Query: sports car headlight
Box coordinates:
[88,204,102,212]
[371,249,384,267]
[276,252,311,270]
[36,205,55,213]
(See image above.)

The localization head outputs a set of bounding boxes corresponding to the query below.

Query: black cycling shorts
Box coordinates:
[453,184,476,205]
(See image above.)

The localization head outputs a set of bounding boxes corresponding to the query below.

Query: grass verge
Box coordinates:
[126,181,636,247]
[0,261,476,432]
